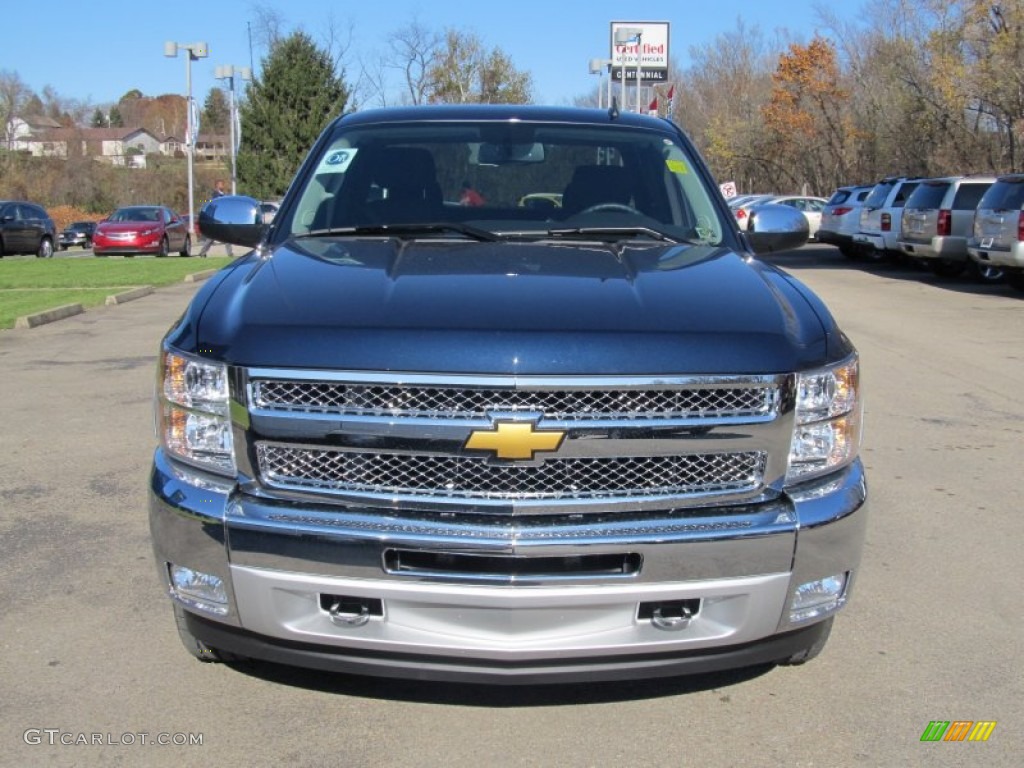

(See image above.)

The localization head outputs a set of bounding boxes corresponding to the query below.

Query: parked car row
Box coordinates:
[816,173,1024,292]
[0,200,203,258]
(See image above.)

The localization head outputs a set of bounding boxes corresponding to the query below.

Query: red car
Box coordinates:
[92,205,191,257]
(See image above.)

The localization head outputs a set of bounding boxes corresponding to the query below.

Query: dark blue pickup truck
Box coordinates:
[150,105,866,684]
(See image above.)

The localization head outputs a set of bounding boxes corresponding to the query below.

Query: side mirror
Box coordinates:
[745,203,810,254]
[198,195,267,248]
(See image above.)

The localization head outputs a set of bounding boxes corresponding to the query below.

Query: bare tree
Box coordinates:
[423,29,532,105]
[677,20,779,192]
[1,69,30,150]
[249,2,287,54]
[386,20,442,105]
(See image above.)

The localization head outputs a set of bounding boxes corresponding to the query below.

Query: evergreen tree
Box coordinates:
[91,108,107,127]
[22,94,45,116]
[237,32,351,199]
[108,105,124,127]
[202,87,230,135]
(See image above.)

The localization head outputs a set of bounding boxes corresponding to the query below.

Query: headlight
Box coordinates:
[157,349,235,475]
[786,355,861,484]
[139,227,157,237]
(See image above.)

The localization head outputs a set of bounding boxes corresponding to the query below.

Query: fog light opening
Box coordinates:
[789,572,849,623]
[168,564,229,616]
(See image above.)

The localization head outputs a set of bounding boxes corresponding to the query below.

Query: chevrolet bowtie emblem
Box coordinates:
[464,421,566,461]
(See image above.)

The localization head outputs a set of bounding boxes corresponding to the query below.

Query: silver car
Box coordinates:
[898,175,997,277]
[968,174,1024,292]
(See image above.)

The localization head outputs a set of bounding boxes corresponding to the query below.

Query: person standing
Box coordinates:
[197,179,233,258]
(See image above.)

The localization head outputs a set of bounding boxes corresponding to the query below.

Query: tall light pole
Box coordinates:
[589,58,612,109]
[164,41,209,236]
[635,32,644,115]
[215,64,252,195]
[613,28,641,111]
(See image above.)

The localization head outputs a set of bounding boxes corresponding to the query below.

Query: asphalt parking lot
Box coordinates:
[0,244,1020,767]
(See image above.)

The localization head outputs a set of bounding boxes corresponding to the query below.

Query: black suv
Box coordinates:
[0,200,57,258]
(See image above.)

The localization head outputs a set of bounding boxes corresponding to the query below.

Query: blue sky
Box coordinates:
[8,1,859,110]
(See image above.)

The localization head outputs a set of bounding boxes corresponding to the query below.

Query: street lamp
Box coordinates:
[589,58,612,109]
[634,32,644,115]
[215,64,252,195]
[164,41,209,238]
[613,28,641,111]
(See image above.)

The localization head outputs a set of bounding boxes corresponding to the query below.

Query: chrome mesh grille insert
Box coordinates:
[256,444,766,501]
[252,380,774,421]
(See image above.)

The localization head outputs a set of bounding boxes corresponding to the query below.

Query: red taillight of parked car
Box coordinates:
[1018,211,1024,242]
[881,213,891,232]
[734,209,747,220]
[937,209,951,237]
[831,206,853,216]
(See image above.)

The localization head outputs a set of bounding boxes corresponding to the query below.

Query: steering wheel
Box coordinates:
[578,202,642,215]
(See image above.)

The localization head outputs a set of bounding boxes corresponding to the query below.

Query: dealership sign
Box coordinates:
[610,21,670,84]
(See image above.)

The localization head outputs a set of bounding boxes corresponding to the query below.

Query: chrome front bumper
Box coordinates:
[150,450,867,680]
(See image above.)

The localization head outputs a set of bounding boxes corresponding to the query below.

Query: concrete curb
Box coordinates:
[105,286,154,305]
[12,267,216,330]
[184,269,217,283]
[15,303,84,329]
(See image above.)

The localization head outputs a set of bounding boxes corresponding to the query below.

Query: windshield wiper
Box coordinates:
[301,222,502,242]
[544,226,683,244]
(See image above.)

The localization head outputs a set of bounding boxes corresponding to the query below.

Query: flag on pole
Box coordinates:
[666,84,675,114]
[648,97,658,116]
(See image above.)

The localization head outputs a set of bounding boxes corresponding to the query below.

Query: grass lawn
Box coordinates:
[0,256,230,329]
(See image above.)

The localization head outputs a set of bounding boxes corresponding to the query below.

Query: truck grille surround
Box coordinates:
[243,372,790,512]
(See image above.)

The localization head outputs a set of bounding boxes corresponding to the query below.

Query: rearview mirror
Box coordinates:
[472,142,546,165]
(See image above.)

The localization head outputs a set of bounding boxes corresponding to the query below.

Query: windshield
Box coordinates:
[277,120,725,246]
[111,207,161,222]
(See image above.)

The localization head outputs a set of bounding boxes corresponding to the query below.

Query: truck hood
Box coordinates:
[188,238,831,375]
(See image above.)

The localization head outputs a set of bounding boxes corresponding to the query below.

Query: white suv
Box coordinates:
[817,185,873,257]
[852,177,921,261]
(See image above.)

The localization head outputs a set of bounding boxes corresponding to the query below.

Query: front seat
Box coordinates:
[561,165,635,217]
[362,147,444,224]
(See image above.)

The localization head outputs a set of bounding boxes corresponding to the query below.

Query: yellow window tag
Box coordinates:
[666,159,689,174]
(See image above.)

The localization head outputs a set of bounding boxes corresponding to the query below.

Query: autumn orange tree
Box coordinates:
[760,37,856,194]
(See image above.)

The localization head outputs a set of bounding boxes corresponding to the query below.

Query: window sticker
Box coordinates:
[666,158,689,174]
[316,147,357,174]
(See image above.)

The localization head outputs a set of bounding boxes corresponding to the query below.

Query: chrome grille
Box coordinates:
[252,380,775,421]
[256,444,766,501]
